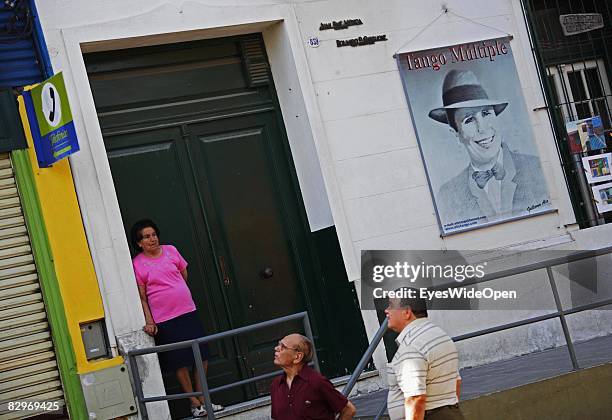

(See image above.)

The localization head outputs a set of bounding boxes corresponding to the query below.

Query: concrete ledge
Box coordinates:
[461,363,612,419]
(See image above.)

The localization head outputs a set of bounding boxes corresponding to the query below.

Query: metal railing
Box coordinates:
[126,311,318,420]
[341,319,388,420]
[343,246,612,419]
[341,318,388,397]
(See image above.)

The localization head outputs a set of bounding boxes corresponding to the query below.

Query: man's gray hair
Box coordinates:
[296,334,314,364]
[393,287,428,317]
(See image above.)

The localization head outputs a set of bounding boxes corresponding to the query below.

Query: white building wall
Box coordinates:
[34,0,612,414]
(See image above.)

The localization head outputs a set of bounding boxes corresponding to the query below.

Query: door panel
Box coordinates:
[190,119,304,321]
[188,112,307,393]
[104,127,246,406]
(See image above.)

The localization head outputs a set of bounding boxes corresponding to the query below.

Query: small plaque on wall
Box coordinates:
[320,19,363,31]
[336,34,387,47]
[559,13,604,36]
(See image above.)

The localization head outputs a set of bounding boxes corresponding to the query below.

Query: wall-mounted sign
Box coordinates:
[22,72,80,168]
[308,36,320,48]
[396,37,552,235]
[559,13,604,36]
[337,34,387,47]
[320,19,363,31]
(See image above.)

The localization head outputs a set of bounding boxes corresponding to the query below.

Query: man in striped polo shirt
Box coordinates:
[385,293,464,420]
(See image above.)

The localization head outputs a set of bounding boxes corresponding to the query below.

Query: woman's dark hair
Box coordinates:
[130,219,160,254]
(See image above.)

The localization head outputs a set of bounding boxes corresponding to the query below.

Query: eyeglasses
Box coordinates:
[277,341,300,352]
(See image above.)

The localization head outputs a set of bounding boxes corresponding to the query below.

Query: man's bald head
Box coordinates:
[285,333,313,364]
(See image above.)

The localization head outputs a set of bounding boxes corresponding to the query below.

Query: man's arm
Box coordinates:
[456,378,462,400]
[315,376,355,419]
[405,395,426,420]
[396,346,427,420]
[338,401,356,420]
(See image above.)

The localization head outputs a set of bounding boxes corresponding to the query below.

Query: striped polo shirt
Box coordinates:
[386,318,460,419]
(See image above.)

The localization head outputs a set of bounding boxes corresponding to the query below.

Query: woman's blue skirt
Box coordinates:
[155,310,210,371]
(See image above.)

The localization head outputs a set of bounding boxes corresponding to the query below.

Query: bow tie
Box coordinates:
[472,163,506,189]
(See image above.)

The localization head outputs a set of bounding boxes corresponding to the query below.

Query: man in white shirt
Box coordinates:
[385,294,464,420]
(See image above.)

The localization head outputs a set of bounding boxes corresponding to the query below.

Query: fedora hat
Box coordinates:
[428,70,508,124]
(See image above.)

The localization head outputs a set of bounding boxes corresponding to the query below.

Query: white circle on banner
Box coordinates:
[41,82,62,127]
[308,37,320,48]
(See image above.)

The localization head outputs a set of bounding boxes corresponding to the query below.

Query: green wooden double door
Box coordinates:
[108,111,310,400]
[88,35,367,410]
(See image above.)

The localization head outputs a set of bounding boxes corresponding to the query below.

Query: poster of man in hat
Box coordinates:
[397,37,553,235]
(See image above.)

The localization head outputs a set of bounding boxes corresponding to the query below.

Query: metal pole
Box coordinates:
[128,311,309,356]
[546,267,580,370]
[209,370,284,394]
[302,313,320,372]
[572,153,599,227]
[143,392,203,403]
[374,396,387,420]
[127,354,148,420]
[192,342,215,420]
[342,318,388,396]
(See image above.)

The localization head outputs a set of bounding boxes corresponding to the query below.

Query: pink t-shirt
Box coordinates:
[133,245,196,323]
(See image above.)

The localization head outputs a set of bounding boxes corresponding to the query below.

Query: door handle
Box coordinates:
[219,256,231,286]
[260,267,273,279]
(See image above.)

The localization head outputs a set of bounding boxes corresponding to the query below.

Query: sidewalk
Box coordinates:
[352,334,612,417]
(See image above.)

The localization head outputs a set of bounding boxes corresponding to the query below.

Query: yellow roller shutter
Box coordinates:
[0,153,65,419]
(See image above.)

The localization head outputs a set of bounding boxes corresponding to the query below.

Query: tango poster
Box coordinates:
[396,37,553,235]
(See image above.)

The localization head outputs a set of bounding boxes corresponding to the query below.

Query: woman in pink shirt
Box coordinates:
[131,219,223,417]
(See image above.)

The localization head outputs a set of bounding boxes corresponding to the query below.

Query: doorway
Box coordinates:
[85,34,368,413]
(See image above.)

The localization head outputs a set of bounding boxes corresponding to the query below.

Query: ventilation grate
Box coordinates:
[240,38,270,87]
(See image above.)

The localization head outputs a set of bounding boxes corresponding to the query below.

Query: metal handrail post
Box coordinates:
[302,312,320,372]
[127,354,148,420]
[192,342,215,419]
[431,246,612,291]
[342,318,388,396]
[128,312,309,357]
[374,395,387,420]
[546,267,580,370]
[143,391,203,403]
[210,370,283,394]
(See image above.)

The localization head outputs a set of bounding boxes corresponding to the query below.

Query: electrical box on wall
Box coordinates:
[80,364,137,419]
[80,320,110,360]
